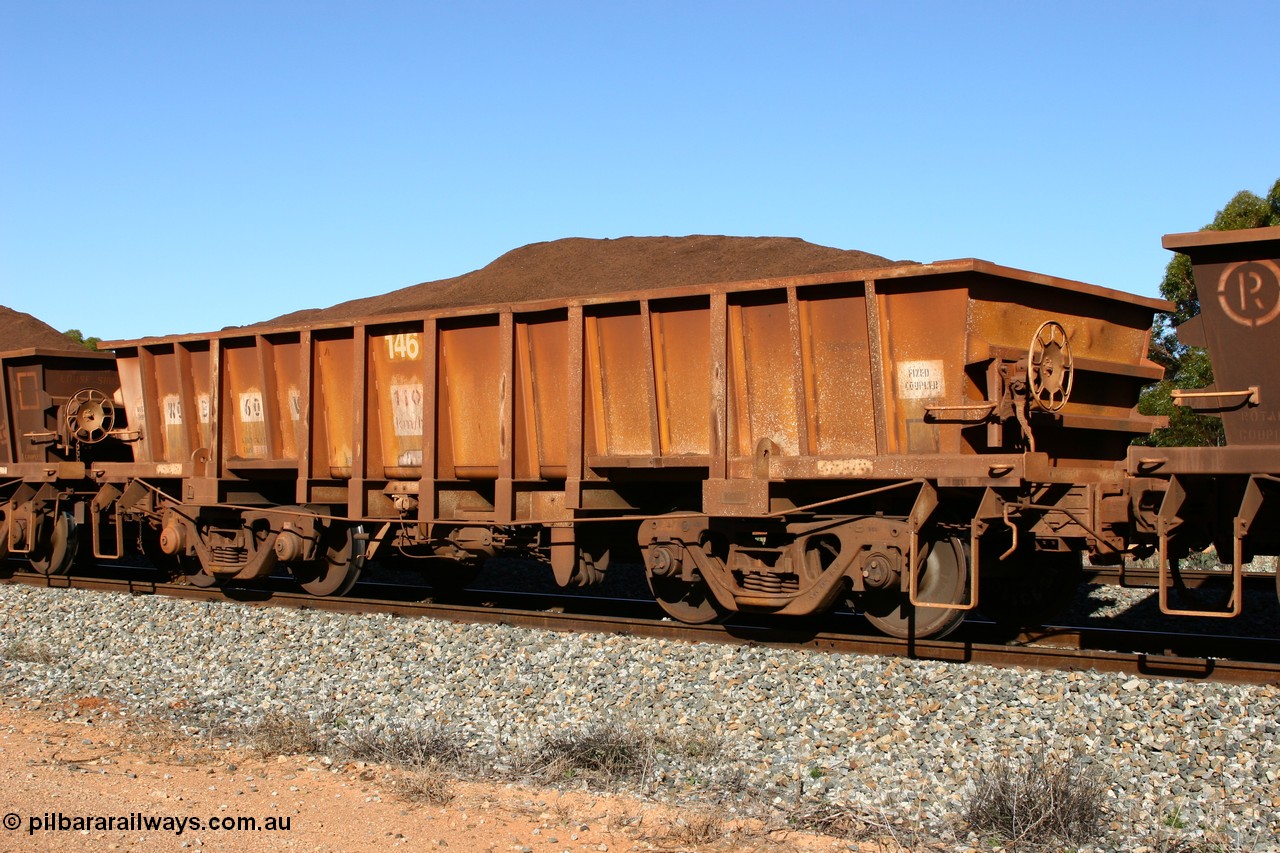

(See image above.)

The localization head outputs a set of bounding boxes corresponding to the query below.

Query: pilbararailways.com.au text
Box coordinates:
[5,811,292,836]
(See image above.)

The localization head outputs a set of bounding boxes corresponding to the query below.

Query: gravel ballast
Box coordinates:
[1,583,1277,851]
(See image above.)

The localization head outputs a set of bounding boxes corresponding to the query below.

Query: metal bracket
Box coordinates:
[90,483,124,560]
[907,481,978,612]
[923,402,997,422]
[1156,475,1245,618]
[961,487,1005,612]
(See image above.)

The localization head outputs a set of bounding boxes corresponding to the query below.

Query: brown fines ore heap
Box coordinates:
[0,306,78,351]
[267,236,908,326]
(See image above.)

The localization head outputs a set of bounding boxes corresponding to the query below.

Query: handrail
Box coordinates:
[1171,386,1259,406]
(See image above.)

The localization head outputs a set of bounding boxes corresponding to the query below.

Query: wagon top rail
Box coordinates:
[0,347,117,361]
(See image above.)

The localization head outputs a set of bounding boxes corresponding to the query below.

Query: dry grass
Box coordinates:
[525,726,656,785]
[644,809,726,848]
[962,745,1107,849]
[654,730,722,760]
[335,722,465,799]
[337,721,465,806]
[387,766,456,806]
[787,800,947,852]
[338,721,466,769]
[3,640,55,664]
[788,801,878,840]
[237,711,332,757]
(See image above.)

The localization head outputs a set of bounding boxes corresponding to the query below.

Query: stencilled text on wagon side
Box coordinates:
[897,360,945,399]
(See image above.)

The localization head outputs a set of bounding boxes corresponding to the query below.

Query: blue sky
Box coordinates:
[2,1,1276,341]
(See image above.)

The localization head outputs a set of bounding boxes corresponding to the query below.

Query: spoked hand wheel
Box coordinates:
[1028,321,1073,412]
[64,388,116,444]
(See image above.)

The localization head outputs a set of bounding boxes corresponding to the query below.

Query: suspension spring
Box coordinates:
[210,545,247,568]
[739,571,797,594]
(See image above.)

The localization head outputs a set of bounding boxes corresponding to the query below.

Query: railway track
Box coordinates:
[6,570,1278,686]
[1081,564,1277,590]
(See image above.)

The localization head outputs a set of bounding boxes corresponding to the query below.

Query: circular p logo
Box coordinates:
[1217,260,1280,328]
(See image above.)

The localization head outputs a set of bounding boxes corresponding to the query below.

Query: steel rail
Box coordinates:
[1082,564,1276,590]
[3,572,1277,686]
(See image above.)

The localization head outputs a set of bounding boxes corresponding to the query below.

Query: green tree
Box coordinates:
[62,329,102,351]
[1136,178,1280,446]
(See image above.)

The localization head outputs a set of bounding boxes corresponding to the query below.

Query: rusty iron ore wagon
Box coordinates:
[0,348,127,572]
[3,227,1279,638]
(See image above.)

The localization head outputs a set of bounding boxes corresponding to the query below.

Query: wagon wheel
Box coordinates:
[649,573,728,623]
[65,388,116,444]
[0,506,13,564]
[645,543,729,624]
[1028,321,1073,412]
[978,549,1082,628]
[292,523,365,596]
[861,537,967,639]
[28,511,79,576]
[140,525,211,585]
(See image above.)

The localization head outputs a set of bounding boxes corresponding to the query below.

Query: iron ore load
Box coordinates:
[3,227,1279,638]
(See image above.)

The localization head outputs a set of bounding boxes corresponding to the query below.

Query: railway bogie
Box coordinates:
[4,227,1280,640]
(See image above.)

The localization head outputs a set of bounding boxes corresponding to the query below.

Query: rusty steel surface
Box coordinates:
[1162,226,1280,446]
[94,258,1170,506]
[94,256,1169,514]
[1129,227,1280,622]
[0,348,121,468]
[96,257,1170,495]
[0,349,130,574]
